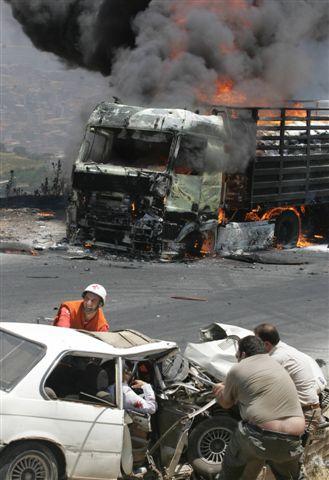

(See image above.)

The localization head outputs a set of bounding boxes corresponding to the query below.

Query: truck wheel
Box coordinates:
[274,210,300,247]
[187,416,238,479]
[184,232,203,256]
[0,441,59,480]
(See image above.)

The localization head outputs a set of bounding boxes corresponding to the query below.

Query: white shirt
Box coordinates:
[270,341,326,406]
[108,382,157,414]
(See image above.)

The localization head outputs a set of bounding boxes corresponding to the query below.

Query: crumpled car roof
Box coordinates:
[82,329,159,348]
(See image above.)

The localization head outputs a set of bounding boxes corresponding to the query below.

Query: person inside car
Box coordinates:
[105,361,157,414]
[53,283,109,332]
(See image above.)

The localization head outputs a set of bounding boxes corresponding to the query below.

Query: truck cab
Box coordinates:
[67,103,230,256]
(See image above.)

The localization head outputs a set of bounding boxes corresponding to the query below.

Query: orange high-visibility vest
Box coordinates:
[53,300,109,331]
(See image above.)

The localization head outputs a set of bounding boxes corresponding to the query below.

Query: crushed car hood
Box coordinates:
[184,323,253,381]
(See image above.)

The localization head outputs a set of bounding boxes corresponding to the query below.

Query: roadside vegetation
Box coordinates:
[0,151,47,193]
[0,144,66,196]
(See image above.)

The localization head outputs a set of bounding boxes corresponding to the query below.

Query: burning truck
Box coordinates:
[67,102,329,257]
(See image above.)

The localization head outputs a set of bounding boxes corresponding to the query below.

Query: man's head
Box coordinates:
[82,284,107,314]
[236,335,267,361]
[254,323,280,353]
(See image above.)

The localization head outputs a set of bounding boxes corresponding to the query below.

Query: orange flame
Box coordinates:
[245,206,261,221]
[218,207,227,224]
[37,211,55,218]
[212,78,247,105]
[201,235,215,255]
[257,103,308,126]
[296,234,313,248]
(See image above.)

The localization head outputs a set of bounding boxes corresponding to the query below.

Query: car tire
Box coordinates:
[274,210,300,247]
[187,416,238,479]
[0,441,59,480]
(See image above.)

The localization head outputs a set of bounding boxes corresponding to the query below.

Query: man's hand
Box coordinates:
[213,382,225,397]
[131,379,146,389]
[212,382,234,409]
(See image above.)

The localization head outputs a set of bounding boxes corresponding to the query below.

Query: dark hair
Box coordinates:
[238,335,267,357]
[254,324,280,346]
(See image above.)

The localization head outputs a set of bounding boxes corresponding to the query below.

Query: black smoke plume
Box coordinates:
[4,0,150,75]
[5,0,329,107]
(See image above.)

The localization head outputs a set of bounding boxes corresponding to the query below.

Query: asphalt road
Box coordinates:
[1,247,328,366]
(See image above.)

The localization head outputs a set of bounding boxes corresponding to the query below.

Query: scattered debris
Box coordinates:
[224,252,309,266]
[26,276,59,279]
[0,208,66,252]
[49,243,68,251]
[68,255,98,261]
[0,241,37,256]
[171,295,208,302]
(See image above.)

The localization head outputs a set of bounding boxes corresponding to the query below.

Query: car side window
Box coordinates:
[44,355,117,407]
[0,330,45,392]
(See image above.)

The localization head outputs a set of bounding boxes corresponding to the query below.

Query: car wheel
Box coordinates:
[0,441,59,480]
[187,416,238,479]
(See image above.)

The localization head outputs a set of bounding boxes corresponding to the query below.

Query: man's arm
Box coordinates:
[54,306,71,328]
[123,381,157,414]
[213,382,235,409]
[98,323,109,332]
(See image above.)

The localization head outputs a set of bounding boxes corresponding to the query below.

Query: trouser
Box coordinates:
[216,421,304,480]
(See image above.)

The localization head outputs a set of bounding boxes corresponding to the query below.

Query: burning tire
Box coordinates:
[274,210,300,247]
[187,416,238,479]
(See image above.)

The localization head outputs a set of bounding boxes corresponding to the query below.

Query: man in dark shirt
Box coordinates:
[213,335,305,480]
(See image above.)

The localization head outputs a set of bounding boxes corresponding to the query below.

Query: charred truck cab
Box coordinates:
[67,103,228,257]
[67,102,329,256]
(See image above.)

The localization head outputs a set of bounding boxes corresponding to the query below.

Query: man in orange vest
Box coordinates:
[53,284,109,331]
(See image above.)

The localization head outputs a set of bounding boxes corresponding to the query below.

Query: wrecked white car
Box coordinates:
[0,322,241,480]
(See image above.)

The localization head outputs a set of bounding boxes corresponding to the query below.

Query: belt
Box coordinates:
[302,403,320,411]
[244,422,301,441]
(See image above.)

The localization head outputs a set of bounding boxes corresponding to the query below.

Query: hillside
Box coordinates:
[1,152,49,194]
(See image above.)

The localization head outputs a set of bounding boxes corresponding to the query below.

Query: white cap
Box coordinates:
[83,284,107,305]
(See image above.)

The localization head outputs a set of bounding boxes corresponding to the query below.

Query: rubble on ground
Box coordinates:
[0,208,66,251]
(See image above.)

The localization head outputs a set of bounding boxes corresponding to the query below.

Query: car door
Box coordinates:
[2,394,125,479]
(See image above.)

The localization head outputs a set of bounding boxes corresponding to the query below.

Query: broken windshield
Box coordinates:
[82,128,173,172]
[173,134,207,175]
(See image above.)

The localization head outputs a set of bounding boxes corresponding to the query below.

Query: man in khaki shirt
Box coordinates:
[254,323,326,430]
[213,335,305,480]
